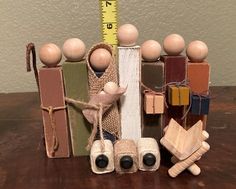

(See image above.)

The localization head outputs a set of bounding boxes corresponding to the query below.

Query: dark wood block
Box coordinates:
[187,62,210,129]
[160,55,187,128]
[62,61,91,156]
[186,114,207,130]
[38,67,70,158]
[141,61,164,140]
[164,105,184,127]
[187,62,210,94]
[141,61,164,90]
[190,95,210,115]
[160,55,186,84]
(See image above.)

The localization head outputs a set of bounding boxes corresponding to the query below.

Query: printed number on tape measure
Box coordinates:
[100,0,118,46]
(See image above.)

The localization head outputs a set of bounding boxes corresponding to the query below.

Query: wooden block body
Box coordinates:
[187,62,210,129]
[138,138,160,171]
[62,61,91,156]
[187,62,210,94]
[141,61,164,90]
[90,140,114,174]
[161,55,187,127]
[119,46,142,141]
[186,114,207,130]
[141,61,164,140]
[144,94,164,114]
[114,139,138,174]
[161,55,186,84]
[168,86,189,106]
[38,67,70,158]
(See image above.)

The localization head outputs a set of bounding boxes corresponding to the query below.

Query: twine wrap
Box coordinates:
[26,43,39,90]
[86,42,120,139]
[65,87,126,151]
[41,105,66,156]
[141,82,167,110]
[114,139,138,174]
[155,80,191,120]
[191,91,210,115]
[167,82,190,106]
[90,139,114,174]
[137,138,160,171]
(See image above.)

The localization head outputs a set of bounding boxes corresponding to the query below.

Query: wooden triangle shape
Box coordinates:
[160,118,203,160]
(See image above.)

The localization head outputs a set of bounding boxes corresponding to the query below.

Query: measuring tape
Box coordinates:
[99,0,118,49]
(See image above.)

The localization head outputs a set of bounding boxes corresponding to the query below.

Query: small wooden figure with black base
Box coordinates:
[138,138,160,171]
[114,139,138,174]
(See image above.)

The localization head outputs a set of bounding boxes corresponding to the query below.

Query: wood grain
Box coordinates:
[118,46,142,141]
[1,86,236,188]
[62,61,91,156]
[38,67,70,158]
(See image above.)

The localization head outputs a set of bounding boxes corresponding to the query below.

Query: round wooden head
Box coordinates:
[186,40,208,62]
[117,24,139,46]
[104,82,118,94]
[39,43,62,67]
[163,34,185,55]
[141,40,162,61]
[62,38,86,61]
[89,48,111,72]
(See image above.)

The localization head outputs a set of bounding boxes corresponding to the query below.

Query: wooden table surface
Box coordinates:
[0,86,236,189]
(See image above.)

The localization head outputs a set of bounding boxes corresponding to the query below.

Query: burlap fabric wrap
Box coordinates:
[86,42,120,139]
[137,138,160,171]
[114,139,138,174]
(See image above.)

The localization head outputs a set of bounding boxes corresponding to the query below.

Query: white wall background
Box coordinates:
[0,0,236,93]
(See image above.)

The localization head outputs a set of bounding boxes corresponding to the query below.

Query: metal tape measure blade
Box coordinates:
[99,0,118,47]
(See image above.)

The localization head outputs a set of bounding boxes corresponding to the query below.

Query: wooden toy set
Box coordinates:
[26,23,210,178]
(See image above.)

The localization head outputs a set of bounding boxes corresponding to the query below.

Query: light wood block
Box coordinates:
[170,130,209,176]
[168,141,210,178]
[118,46,142,141]
[62,61,91,156]
[144,94,164,114]
[138,138,160,171]
[160,118,203,160]
[38,67,70,158]
[90,140,114,174]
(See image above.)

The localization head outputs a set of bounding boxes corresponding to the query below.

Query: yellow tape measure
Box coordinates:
[99,0,118,48]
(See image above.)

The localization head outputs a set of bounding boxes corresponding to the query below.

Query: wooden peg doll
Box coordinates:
[186,40,210,129]
[86,42,121,143]
[160,34,187,130]
[62,38,91,156]
[117,24,142,141]
[141,40,164,140]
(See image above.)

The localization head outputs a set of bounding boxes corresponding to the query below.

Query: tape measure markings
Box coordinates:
[99,0,118,47]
